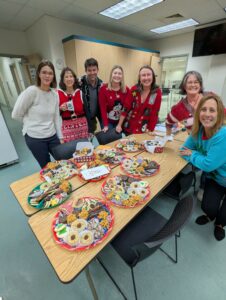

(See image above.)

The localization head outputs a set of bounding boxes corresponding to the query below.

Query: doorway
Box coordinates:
[9,63,23,95]
[158,55,188,121]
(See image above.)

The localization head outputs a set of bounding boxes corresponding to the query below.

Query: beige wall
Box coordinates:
[0,28,30,56]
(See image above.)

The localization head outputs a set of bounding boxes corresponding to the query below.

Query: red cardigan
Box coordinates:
[166,92,212,130]
[99,84,129,127]
[58,89,84,119]
[121,85,162,134]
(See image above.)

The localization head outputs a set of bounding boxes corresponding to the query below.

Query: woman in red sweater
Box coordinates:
[99,65,129,132]
[165,71,206,135]
[58,67,90,142]
[117,65,162,134]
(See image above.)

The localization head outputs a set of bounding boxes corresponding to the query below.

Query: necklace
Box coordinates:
[115,91,120,98]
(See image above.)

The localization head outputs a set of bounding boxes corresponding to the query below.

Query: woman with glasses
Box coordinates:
[165,71,210,135]
[165,71,213,201]
[12,60,63,168]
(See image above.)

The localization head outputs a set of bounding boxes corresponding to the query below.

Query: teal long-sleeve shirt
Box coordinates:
[181,126,226,187]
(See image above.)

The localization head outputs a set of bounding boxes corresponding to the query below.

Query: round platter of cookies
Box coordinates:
[102,175,150,208]
[121,157,160,177]
[28,180,72,209]
[77,159,111,182]
[95,148,126,167]
[40,160,78,182]
[52,197,114,251]
[115,139,144,152]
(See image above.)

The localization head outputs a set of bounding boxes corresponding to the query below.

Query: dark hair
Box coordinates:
[137,65,158,92]
[59,67,78,91]
[179,70,203,95]
[84,58,98,70]
[36,60,57,88]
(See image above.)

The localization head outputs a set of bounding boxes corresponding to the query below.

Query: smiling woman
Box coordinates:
[99,65,129,133]
[11,60,63,168]
[58,67,91,142]
[180,94,226,241]
[165,70,212,135]
[117,65,162,134]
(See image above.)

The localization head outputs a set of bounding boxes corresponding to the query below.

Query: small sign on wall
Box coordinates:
[28,65,36,80]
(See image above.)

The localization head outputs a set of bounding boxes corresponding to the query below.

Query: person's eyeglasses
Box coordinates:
[40,71,54,76]
[186,81,200,85]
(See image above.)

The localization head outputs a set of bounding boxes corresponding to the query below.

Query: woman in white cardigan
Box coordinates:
[12,60,63,168]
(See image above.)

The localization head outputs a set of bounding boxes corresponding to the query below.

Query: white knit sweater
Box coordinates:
[12,86,63,139]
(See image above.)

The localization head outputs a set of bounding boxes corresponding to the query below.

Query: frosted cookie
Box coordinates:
[67,230,79,246]
[80,230,94,246]
[54,224,68,238]
[71,219,88,232]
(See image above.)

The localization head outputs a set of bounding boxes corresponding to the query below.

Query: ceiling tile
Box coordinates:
[0,0,23,16]
[5,0,29,4]
[73,0,119,12]
[57,3,95,21]
[216,0,226,6]
[8,6,44,30]
[27,0,69,15]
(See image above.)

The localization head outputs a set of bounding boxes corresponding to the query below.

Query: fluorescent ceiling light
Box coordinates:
[150,18,199,34]
[100,0,164,20]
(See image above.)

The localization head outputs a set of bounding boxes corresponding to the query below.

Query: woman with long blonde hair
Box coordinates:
[99,65,129,133]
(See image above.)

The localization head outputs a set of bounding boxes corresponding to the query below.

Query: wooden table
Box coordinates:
[173,130,188,142]
[10,134,148,216]
[28,139,186,283]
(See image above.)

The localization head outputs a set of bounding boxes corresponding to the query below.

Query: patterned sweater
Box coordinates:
[99,84,129,127]
[121,85,162,134]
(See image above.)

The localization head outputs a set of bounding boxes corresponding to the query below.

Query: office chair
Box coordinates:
[162,169,196,201]
[97,195,196,300]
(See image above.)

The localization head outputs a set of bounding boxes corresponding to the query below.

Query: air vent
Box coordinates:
[166,13,184,18]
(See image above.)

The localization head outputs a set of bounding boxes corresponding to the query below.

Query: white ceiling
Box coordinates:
[0,0,226,41]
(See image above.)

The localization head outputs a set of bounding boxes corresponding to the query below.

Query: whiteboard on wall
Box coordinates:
[0,108,19,167]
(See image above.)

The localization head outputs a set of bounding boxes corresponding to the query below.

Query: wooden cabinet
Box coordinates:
[63,36,160,86]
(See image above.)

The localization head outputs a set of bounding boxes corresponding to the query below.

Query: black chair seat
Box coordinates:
[98,196,196,300]
[95,128,122,145]
[111,207,167,266]
[51,138,89,160]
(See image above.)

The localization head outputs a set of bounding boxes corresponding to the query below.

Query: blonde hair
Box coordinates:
[192,94,225,138]
[107,65,126,93]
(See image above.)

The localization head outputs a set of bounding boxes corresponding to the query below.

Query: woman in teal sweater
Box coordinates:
[180,94,226,241]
